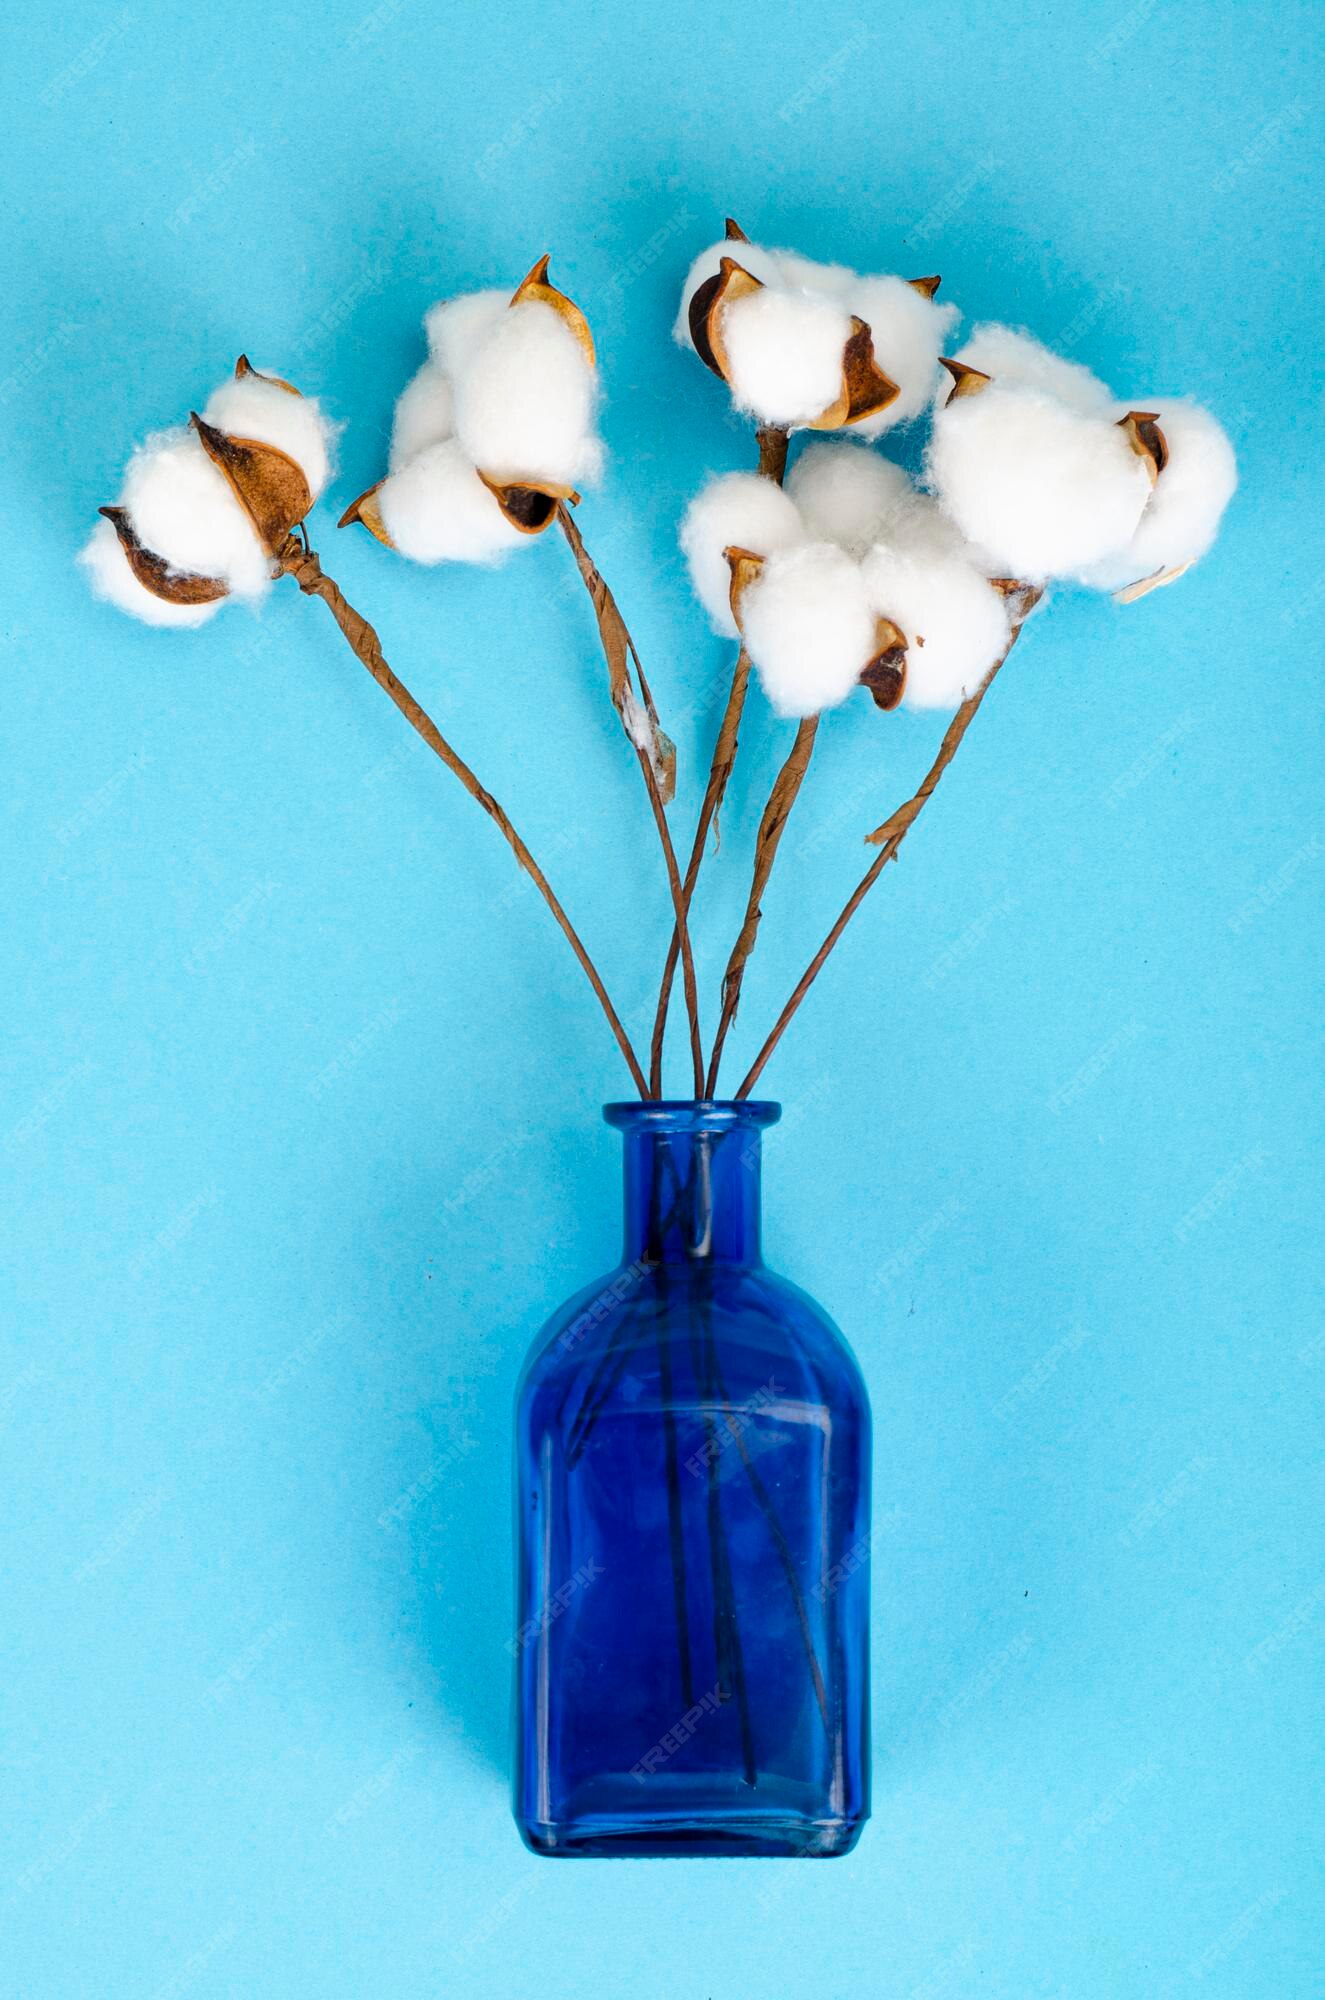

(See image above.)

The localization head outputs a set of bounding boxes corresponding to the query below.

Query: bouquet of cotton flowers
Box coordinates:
[82,223,1236,1109]
[82,221,1239,1864]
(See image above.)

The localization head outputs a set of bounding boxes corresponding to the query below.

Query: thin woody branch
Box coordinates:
[278,534,650,1099]
[734,593,1042,1100]
[705,712,819,1097]
[555,506,705,1098]
[651,426,789,1096]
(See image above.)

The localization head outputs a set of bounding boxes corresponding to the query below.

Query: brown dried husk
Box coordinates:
[907,275,943,298]
[337,481,393,547]
[479,472,581,536]
[98,506,229,605]
[510,254,596,368]
[858,618,908,710]
[234,354,299,395]
[809,317,899,430]
[723,544,766,629]
[1113,559,1194,605]
[191,412,313,556]
[938,357,992,403]
[1117,410,1169,483]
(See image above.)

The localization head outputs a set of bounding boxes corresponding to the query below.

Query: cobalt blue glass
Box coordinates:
[513,1101,871,1858]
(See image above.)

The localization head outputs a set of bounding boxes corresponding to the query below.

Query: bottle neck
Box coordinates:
[608,1104,778,1267]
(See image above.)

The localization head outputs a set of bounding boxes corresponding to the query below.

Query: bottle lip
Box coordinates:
[603,1099,781,1132]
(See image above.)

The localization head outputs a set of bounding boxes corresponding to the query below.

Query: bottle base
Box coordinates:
[515,1812,868,1859]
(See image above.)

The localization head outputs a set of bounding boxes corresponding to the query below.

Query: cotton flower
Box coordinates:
[737,543,880,717]
[1075,398,1237,596]
[676,219,957,434]
[925,325,1159,580]
[784,439,913,554]
[681,439,1012,717]
[343,258,602,564]
[81,357,335,626]
[679,472,805,637]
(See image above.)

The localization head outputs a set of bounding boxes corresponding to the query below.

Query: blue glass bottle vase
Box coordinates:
[513,1101,871,1857]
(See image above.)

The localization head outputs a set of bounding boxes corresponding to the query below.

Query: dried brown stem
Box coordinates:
[649,648,752,1095]
[756,424,790,482]
[555,506,704,1098]
[650,428,789,1096]
[705,713,820,1097]
[278,535,649,1098]
[734,596,1042,1100]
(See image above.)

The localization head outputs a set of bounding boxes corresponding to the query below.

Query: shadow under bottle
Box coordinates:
[513,1101,871,1857]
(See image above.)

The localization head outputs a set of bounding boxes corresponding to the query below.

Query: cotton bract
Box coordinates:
[677,231,958,433]
[926,327,1154,580]
[1076,399,1237,592]
[80,363,335,626]
[352,263,602,565]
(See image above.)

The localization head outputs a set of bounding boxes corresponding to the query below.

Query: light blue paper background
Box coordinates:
[2,0,1320,1992]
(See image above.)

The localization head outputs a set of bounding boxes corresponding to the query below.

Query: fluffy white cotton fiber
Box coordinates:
[79,513,225,627]
[681,440,1018,715]
[1077,399,1237,591]
[453,298,600,487]
[673,240,784,340]
[202,371,335,497]
[739,543,877,718]
[926,330,1153,579]
[119,426,271,598]
[375,439,528,565]
[719,288,856,430]
[677,237,958,432]
[862,537,1010,708]
[954,323,1116,416]
[680,472,806,636]
[389,358,456,472]
[380,280,602,566]
[784,440,912,554]
[424,291,510,375]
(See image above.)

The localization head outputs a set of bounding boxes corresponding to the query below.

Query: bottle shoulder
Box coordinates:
[518,1257,866,1405]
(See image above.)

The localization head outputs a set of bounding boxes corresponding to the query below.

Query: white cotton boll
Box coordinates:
[389,358,456,472]
[375,438,527,565]
[740,543,876,718]
[679,473,805,636]
[861,541,1010,710]
[926,390,1152,580]
[453,298,598,487]
[848,276,960,431]
[79,515,224,627]
[881,482,986,567]
[1076,399,1238,590]
[120,428,270,599]
[674,239,785,347]
[784,441,914,554]
[424,290,509,375]
[720,287,856,429]
[202,371,335,498]
[954,324,1115,417]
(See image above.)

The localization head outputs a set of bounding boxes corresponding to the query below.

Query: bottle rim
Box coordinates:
[603,1099,781,1132]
